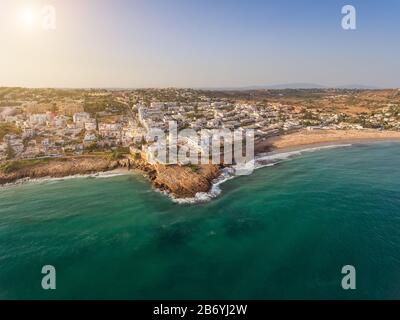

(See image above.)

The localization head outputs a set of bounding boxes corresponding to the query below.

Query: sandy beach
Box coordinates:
[257,129,400,152]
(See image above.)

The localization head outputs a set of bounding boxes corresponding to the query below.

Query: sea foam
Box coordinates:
[172,143,352,204]
[0,170,128,189]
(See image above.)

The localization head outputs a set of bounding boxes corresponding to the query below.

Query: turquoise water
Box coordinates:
[1,142,400,300]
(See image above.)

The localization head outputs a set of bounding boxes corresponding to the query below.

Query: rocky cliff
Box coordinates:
[0,156,119,185]
[127,157,221,198]
[0,156,221,199]
[152,163,220,198]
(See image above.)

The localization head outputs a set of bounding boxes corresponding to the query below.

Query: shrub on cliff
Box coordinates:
[110,147,130,160]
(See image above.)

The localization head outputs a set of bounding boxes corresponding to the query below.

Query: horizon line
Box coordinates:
[1,84,399,91]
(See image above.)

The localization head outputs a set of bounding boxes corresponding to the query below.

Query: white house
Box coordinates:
[73,112,91,127]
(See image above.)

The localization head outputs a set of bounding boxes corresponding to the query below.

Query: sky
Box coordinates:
[0,0,400,88]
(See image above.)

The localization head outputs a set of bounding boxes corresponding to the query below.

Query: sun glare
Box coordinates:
[18,7,37,31]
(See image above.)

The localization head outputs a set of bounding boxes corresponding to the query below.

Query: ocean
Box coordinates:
[1,142,400,299]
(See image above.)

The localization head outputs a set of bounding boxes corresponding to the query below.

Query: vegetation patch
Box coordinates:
[110,147,130,160]
[0,159,50,174]
[0,123,21,141]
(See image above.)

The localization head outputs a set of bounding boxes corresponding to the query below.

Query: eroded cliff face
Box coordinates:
[0,156,118,185]
[127,156,221,198]
[0,156,221,199]
[152,164,220,198]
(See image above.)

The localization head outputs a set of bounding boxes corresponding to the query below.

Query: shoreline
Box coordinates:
[260,129,400,152]
[2,129,400,203]
[179,132,400,204]
[0,156,123,187]
[0,168,132,189]
[0,155,221,201]
[0,139,391,202]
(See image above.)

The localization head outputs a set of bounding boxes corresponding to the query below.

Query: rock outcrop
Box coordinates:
[0,156,118,185]
[0,155,221,199]
[128,156,221,198]
[152,164,220,198]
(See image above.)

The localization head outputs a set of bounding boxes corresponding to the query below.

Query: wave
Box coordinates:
[172,143,352,204]
[2,144,353,202]
[0,170,128,189]
[171,167,236,204]
[254,144,352,170]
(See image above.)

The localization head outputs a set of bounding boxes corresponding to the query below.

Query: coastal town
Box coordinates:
[2,87,400,197]
[2,87,400,162]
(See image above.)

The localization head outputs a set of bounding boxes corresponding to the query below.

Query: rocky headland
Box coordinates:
[0,155,221,199]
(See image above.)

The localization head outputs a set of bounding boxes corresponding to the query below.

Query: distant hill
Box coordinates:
[257,83,326,90]
[201,83,326,90]
[201,83,382,90]
[334,84,381,90]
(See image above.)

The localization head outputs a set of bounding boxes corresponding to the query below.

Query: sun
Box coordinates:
[18,7,37,31]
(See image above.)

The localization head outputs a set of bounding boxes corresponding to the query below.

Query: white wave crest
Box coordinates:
[171,167,236,204]
[172,143,352,204]
[0,170,128,189]
[254,144,352,170]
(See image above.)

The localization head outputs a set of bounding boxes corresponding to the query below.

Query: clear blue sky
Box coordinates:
[1,0,400,88]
